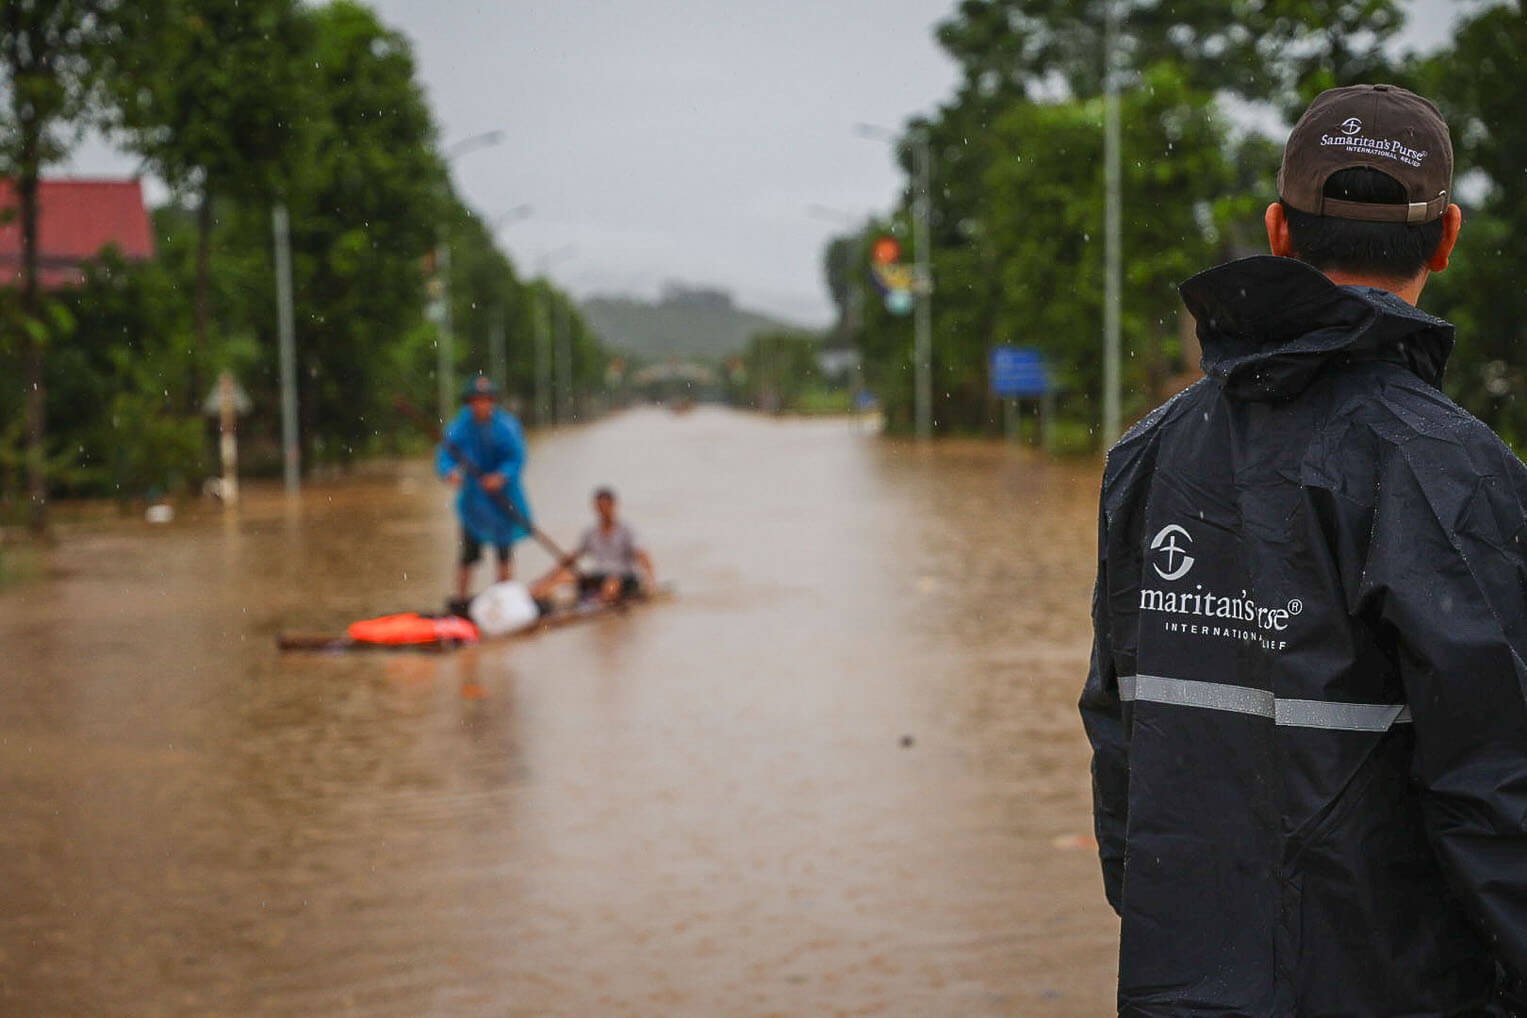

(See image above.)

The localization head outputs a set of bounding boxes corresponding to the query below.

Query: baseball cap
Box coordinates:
[1278,84,1453,225]
[460,374,499,401]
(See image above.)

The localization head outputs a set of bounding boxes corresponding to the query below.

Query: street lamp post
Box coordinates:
[435,130,506,421]
[272,204,300,494]
[857,123,933,441]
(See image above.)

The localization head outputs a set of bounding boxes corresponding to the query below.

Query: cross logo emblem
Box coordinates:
[1150,524,1195,581]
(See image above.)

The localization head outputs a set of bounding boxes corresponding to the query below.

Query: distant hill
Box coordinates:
[580,283,797,361]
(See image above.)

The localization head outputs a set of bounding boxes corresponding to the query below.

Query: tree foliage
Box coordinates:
[1417,2,1527,447]
[0,0,125,527]
[843,0,1420,443]
[737,329,823,413]
[0,0,607,512]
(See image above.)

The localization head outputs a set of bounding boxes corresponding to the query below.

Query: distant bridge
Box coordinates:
[629,362,719,387]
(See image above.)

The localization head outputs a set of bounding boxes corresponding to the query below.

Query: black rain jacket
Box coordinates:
[1081,255,1527,1018]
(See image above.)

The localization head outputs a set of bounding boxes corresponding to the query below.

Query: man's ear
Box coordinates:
[1265,202,1296,258]
[1427,203,1463,273]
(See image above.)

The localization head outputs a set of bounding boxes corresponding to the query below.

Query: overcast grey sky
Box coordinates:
[65,0,1472,326]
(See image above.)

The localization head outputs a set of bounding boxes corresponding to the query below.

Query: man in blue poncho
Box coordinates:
[436,374,533,603]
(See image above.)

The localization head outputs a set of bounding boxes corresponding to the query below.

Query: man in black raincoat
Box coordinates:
[1081,84,1527,1017]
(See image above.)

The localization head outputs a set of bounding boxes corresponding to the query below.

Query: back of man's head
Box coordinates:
[1283,168,1445,280]
[1271,84,1459,291]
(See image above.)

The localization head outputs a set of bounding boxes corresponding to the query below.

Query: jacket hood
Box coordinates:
[1179,255,1454,400]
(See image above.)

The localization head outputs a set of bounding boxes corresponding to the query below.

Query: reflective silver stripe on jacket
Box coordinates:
[1118,674,1412,732]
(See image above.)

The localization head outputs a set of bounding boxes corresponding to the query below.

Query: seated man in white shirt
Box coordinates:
[532,486,656,606]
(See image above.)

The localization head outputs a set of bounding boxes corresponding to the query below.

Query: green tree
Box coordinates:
[983,67,1244,410]
[0,0,123,530]
[1418,2,1527,446]
[740,329,823,413]
[854,66,1249,436]
[283,0,445,461]
[0,0,607,514]
[853,0,1408,442]
[934,0,1405,109]
[108,0,311,408]
[49,249,203,499]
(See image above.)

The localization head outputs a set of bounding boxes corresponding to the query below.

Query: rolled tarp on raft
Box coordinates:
[346,613,480,646]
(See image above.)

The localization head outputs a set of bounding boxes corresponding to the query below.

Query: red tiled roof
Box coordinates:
[0,177,155,290]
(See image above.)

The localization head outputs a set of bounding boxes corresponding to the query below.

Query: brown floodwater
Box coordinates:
[0,406,1119,1017]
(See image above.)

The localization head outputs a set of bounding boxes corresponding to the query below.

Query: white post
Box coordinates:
[217,371,239,505]
[1042,389,1056,457]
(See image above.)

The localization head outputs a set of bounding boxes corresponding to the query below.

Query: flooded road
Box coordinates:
[1,407,1118,1017]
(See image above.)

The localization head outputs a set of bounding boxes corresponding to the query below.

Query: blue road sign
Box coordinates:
[990,346,1050,398]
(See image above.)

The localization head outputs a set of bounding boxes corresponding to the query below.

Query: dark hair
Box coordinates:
[1281,167,1445,281]
[593,486,616,501]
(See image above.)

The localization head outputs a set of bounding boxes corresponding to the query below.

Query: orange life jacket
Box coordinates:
[346,613,480,646]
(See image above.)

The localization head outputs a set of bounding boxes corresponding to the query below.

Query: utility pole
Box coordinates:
[1102,0,1123,446]
[272,204,300,494]
[912,134,933,442]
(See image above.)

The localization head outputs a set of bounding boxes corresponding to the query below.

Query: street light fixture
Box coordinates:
[444,129,507,161]
[493,204,534,231]
[856,123,933,441]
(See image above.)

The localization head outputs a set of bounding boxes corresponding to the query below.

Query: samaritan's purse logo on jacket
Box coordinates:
[1139,521,1303,652]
